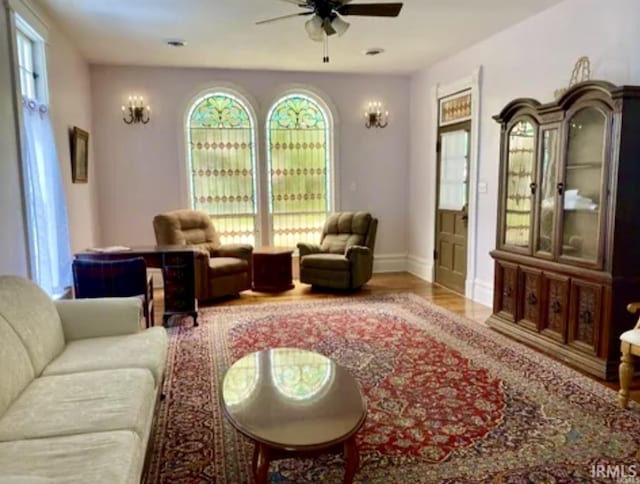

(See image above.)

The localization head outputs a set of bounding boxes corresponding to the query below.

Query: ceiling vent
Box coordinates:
[364,47,385,56]
[165,39,187,47]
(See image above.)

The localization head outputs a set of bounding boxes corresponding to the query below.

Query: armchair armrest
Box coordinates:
[627,303,640,315]
[346,245,373,288]
[213,244,253,261]
[297,243,321,258]
[346,245,372,261]
[55,297,143,342]
[628,302,640,329]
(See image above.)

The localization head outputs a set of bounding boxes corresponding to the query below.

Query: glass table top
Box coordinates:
[222,348,366,449]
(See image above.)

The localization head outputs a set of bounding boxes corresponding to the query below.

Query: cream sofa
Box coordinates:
[0,276,168,483]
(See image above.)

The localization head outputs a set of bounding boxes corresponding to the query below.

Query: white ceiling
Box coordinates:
[36,0,563,74]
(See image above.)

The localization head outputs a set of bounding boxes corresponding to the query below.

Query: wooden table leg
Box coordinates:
[619,342,634,409]
[254,443,270,484]
[343,435,359,484]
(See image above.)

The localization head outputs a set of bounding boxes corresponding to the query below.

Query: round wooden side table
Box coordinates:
[222,348,367,483]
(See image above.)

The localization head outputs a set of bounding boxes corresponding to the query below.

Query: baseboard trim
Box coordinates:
[406,255,433,282]
[472,279,493,307]
[373,253,408,273]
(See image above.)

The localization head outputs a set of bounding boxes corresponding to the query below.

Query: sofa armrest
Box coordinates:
[55,297,143,342]
[213,244,253,261]
[297,243,321,258]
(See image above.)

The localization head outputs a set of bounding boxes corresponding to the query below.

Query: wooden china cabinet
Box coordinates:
[487,81,640,380]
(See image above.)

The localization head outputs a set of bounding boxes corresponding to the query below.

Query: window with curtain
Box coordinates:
[15,15,72,296]
[267,94,331,248]
[188,93,257,246]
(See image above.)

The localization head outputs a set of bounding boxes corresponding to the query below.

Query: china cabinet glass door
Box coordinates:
[502,120,536,251]
[559,107,608,265]
[535,128,559,256]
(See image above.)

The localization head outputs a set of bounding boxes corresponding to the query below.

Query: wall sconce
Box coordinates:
[364,101,388,128]
[122,96,150,125]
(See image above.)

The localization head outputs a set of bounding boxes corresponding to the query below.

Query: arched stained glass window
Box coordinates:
[188,93,257,245]
[267,94,332,248]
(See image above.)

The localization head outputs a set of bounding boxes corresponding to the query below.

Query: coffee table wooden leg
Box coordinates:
[343,435,359,484]
[254,443,270,484]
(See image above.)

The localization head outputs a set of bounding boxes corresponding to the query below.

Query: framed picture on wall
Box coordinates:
[71,126,89,183]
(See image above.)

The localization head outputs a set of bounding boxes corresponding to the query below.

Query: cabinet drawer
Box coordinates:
[517,267,542,331]
[164,254,192,266]
[164,267,190,281]
[541,273,569,342]
[568,279,602,355]
[494,261,518,322]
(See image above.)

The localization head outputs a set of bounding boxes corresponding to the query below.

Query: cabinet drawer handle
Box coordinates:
[526,293,537,305]
[529,182,537,195]
[551,299,562,314]
[557,182,564,195]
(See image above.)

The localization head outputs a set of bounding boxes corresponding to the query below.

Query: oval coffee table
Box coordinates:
[222,348,366,483]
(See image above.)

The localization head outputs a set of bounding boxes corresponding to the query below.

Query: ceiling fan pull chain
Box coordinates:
[323,31,329,63]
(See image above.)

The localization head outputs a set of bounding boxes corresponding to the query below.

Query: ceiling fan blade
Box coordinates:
[256,11,312,25]
[337,3,403,17]
[278,0,308,5]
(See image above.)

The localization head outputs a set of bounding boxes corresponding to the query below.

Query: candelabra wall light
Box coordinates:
[364,101,388,128]
[122,96,150,125]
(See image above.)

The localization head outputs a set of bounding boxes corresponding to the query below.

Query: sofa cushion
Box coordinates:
[42,326,167,385]
[0,369,154,442]
[0,431,142,484]
[209,257,249,276]
[301,253,350,271]
[0,276,65,375]
[0,315,35,416]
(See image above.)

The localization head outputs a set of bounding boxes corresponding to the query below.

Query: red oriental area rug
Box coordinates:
[145,294,640,483]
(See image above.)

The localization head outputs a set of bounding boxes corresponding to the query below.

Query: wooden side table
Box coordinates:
[252,247,294,292]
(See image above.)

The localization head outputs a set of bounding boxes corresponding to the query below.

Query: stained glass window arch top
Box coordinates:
[266,92,334,248]
[187,90,258,246]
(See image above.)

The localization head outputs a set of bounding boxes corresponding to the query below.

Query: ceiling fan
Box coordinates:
[257,0,404,63]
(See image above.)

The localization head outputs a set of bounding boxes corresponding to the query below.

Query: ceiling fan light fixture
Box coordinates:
[331,14,350,36]
[305,15,324,42]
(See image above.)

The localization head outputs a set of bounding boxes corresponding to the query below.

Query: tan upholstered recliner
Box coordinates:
[153,210,252,300]
[297,212,378,290]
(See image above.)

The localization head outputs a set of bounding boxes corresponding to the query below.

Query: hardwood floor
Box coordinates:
[152,272,492,326]
[152,271,639,404]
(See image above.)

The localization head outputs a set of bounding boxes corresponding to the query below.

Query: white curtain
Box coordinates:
[20,97,72,296]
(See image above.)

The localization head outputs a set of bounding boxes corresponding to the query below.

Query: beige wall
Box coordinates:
[46,16,100,252]
[90,66,411,259]
[409,0,640,305]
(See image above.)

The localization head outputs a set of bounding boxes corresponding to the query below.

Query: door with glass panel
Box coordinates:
[435,122,470,294]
